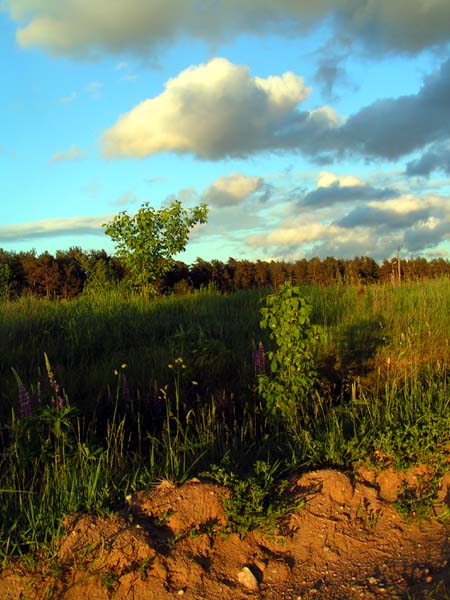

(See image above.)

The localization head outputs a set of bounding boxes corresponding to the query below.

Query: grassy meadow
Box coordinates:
[1,280,450,561]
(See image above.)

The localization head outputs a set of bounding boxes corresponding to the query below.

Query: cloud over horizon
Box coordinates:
[2,169,450,262]
[244,172,450,260]
[0,216,106,242]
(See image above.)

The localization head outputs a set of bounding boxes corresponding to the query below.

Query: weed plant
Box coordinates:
[205,460,304,538]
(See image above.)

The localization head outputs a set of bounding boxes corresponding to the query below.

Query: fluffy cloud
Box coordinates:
[202,173,265,207]
[303,184,395,209]
[406,142,450,176]
[301,171,396,208]
[337,195,444,231]
[6,1,450,58]
[403,218,450,252]
[102,58,312,159]
[0,216,106,241]
[248,220,378,259]
[49,144,85,163]
[187,168,450,261]
[321,55,450,163]
[252,222,342,246]
[369,194,446,215]
[332,58,450,161]
[101,55,450,163]
[296,170,393,208]
[245,167,450,260]
[316,171,362,188]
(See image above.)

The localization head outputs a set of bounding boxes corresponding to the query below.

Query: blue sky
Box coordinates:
[1,1,449,264]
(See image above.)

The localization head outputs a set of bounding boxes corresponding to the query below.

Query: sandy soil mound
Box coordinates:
[1,468,450,599]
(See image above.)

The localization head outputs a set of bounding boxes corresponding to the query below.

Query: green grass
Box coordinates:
[1,280,450,562]
[0,287,263,420]
[406,580,450,599]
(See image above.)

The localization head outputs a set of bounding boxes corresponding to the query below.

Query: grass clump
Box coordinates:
[394,476,440,522]
[205,460,303,538]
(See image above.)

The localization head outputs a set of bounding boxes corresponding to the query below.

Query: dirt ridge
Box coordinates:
[1,467,450,599]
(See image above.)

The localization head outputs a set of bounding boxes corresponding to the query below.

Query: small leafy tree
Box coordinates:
[257,281,324,423]
[103,200,208,294]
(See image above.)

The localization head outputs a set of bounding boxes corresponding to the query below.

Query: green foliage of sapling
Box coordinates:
[103,199,208,294]
[258,281,325,422]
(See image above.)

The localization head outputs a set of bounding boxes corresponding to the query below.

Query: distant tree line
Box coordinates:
[0,247,449,299]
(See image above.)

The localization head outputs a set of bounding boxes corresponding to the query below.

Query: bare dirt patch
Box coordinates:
[1,468,450,599]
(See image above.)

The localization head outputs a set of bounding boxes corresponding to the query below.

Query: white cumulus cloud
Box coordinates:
[102,57,311,159]
[368,194,445,215]
[101,54,450,163]
[317,171,363,188]
[202,173,264,207]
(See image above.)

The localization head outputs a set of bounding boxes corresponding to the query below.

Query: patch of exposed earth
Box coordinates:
[2,466,450,599]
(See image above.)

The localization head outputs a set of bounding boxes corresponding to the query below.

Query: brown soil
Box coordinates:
[2,467,450,600]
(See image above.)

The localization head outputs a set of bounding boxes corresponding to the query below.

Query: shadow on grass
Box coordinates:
[338,318,387,376]
[319,318,388,399]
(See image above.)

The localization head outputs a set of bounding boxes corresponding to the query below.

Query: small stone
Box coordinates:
[368,576,378,585]
[254,559,267,572]
[177,590,185,596]
[237,566,259,591]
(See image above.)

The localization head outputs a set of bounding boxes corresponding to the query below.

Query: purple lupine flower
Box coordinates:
[254,341,266,375]
[18,378,33,418]
[11,368,35,418]
[44,353,65,409]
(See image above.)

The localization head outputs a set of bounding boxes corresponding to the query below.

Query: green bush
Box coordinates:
[257,281,324,423]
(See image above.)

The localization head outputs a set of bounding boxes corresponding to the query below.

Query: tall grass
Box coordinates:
[1,280,450,561]
[0,364,268,562]
[0,287,263,420]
